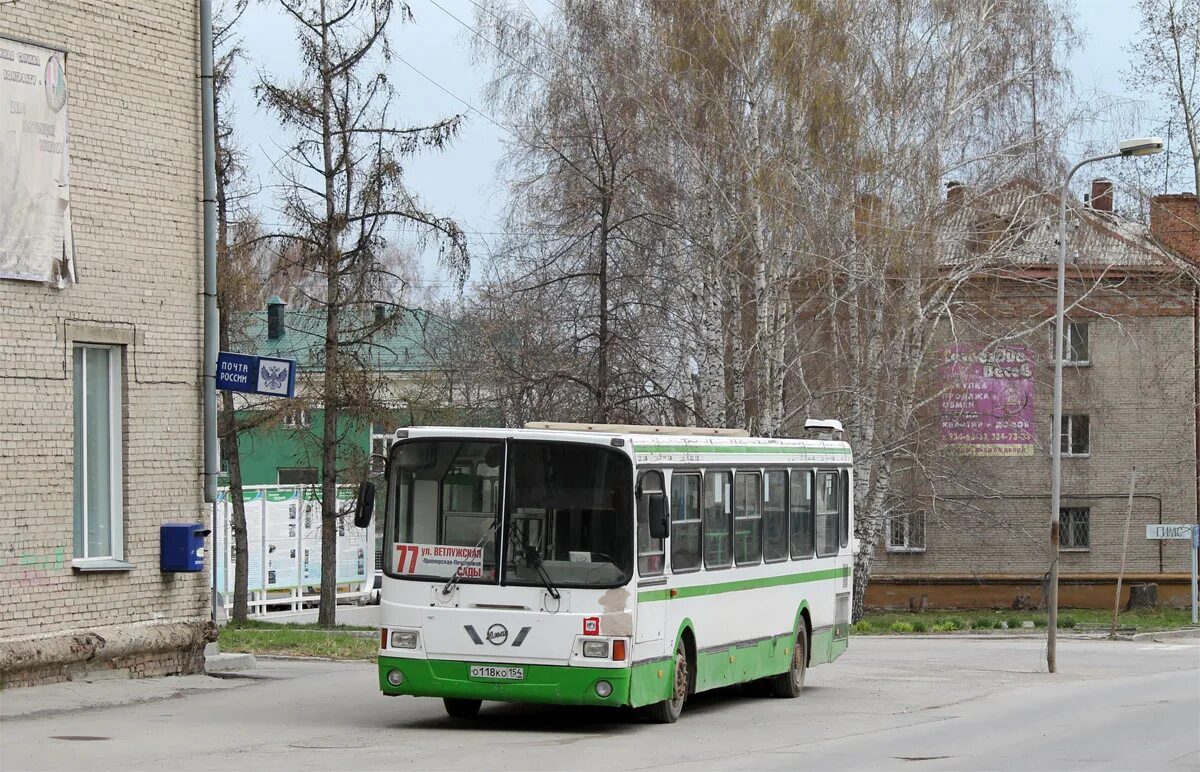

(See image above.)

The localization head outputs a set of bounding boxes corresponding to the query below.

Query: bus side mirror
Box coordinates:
[353,481,376,529]
[648,493,669,540]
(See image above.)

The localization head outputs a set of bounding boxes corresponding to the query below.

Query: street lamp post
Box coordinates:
[1048,137,1163,674]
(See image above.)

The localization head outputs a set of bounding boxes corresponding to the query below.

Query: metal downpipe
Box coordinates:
[200,0,218,503]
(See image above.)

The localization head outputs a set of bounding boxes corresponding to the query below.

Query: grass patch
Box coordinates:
[219,623,378,660]
[224,619,374,632]
[853,606,1195,635]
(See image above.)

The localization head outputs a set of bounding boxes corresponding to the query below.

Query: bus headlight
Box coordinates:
[387,669,405,686]
[595,680,613,698]
[582,640,609,658]
[390,630,419,649]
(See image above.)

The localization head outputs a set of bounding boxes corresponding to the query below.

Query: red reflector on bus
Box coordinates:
[380,628,388,649]
[613,640,626,661]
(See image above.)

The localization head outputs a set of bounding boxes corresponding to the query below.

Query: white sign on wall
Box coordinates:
[1145,524,1197,541]
[0,37,74,284]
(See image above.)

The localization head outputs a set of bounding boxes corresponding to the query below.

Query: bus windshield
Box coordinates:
[386,439,633,589]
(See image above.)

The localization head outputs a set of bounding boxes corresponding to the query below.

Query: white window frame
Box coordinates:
[370,421,393,458]
[1059,414,1090,457]
[73,343,126,568]
[1062,321,1090,366]
[1059,507,1090,551]
[885,511,927,553]
[282,407,310,428]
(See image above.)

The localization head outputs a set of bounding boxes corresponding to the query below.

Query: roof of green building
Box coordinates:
[230,306,450,373]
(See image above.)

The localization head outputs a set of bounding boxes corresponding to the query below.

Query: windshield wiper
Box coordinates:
[441,518,500,596]
[507,523,560,600]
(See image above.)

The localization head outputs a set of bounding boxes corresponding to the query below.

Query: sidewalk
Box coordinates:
[0,672,252,721]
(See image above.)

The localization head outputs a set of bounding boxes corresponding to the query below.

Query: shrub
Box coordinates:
[971,617,995,630]
[1005,616,1022,630]
[939,617,964,631]
[889,621,914,633]
[853,620,873,634]
[1033,617,1047,628]
[1058,616,1077,629]
[911,620,927,633]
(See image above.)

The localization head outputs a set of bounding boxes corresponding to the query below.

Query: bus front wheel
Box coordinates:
[647,646,689,723]
[443,697,482,719]
[771,630,807,698]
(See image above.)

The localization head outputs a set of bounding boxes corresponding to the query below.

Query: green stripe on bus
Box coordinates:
[634,444,851,455]
[637,567,849,603]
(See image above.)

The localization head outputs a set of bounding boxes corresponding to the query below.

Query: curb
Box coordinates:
[1130,627,1200,642]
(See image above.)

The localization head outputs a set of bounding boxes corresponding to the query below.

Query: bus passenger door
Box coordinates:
[635,471,666,645]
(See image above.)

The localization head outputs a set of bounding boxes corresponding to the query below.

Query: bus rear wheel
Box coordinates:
[647,646,689,723]
[443,698,482,718]
[771,630,807,698]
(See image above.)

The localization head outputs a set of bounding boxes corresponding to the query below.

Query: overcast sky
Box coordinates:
[226,0,1167,291]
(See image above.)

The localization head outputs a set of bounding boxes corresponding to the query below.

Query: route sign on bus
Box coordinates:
[216,351,296,398]
[1145,524,1197,541]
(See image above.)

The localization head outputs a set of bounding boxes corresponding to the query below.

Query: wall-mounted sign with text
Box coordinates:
[216,351,296,398]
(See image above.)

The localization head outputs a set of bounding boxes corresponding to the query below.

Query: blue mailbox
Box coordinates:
[161,523,210,573]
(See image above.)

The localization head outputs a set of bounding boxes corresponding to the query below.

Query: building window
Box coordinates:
[370,420,393,457]
[1060,507,1090,550]
[73,344,124,561]
[1059,414,1090,456]
[886,511,926,552]
[278,467,318,485]
[282,407,310,428]
[1062,322,1089,365]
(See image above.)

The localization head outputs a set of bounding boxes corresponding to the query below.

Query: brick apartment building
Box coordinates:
[866,182,1199,610]
[0,3,211,685]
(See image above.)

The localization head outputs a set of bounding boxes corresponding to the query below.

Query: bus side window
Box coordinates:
[733,471,762,565]
[815,471,839,557]
[670,473,701,572]
[703,471,733,569]
[790,469,814,559]
[637,471,665,576]
[840,469,850,550]
[763,470,788,562]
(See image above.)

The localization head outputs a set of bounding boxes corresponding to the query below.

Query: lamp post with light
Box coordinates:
[1048,137,1163,673]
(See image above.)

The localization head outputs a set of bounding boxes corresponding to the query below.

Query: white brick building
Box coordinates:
[0,1,211,686]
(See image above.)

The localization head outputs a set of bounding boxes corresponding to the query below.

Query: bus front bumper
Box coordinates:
[378,655,632,707]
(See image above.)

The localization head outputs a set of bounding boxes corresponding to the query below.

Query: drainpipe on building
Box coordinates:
[200,0,219,504]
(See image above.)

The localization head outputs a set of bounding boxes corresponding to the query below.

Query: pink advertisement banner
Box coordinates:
[938,344,1036,456]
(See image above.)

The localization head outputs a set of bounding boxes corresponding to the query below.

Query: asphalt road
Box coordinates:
[3,636,1197,771]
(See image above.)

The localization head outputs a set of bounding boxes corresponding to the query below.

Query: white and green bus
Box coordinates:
[353,422,854,722]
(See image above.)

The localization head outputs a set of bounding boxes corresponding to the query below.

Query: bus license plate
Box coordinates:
[469,665,524,681]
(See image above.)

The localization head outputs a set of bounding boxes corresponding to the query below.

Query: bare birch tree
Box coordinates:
[1128,0,1200,196]
[259,0,468,624]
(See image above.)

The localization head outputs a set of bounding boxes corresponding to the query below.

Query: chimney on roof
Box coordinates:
[374,303,386,326]
[945,180,965,205]
[1089,178,1114,213]
[1150,193,1200,264]
[267,296,286,341]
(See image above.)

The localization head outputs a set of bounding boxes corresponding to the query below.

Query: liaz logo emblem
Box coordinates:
[464,624,531,647]
[583,617,600,636]
[486,624,508,645]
